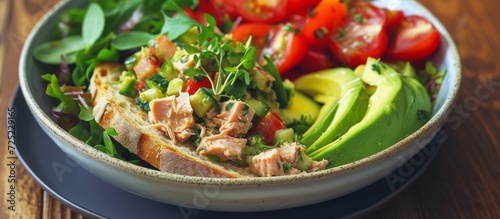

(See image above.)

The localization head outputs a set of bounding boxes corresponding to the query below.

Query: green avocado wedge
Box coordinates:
[308,58,432,168]
[294,68,369,148]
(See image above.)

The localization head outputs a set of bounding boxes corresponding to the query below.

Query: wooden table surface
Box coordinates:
[1,0,499,218]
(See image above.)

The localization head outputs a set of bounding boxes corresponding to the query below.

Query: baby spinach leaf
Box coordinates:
[69,121,92,142]
[82,2,105,46]
[112,31,154,50]
[96,47,119,62]
[33,36,86,64]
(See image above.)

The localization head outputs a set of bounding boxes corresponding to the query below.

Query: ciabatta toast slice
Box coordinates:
[89,63,253,178]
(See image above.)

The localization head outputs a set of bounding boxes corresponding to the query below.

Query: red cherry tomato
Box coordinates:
[230,23,273,51]
[385,15,441,62]
[225,0,288,23]
[197,0,239,26]
[261,24,308,74]
[301,0,348,50]
[295,48,336,73]
[184,76,213,95]
[384,9,404,31]
[253,112,286,145]
[286,0,321,17]
[330,2,388,68]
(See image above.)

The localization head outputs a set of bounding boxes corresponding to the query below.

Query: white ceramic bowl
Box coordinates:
[19,0,461,212]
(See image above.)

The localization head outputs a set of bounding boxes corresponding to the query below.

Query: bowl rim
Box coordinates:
[19,0,462,186]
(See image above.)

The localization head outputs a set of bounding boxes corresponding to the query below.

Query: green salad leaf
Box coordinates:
[82,2,105,46]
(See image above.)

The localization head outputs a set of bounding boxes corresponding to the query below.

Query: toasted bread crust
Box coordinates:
[90,63,252,178]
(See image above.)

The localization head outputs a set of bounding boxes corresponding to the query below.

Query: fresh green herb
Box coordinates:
[225,102,235,111]
[176,13,255,99]
[337,28,347,41]
[371,59,382,74]
[283,162,292,170]
[313,27,329,40]
[353,14,364,23]
[242,105,250,116]
[284,23,300,34]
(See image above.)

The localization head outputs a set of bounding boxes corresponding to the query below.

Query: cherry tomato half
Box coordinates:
[295,48,336,73]
[197,0,238,26]
[385,15,441,62]
[261,24,308,74]
[286,0,321,17]
[301,0,348,50]
[225,0,288,23]
[384,9,404,31]
[253,112,286,145]
[330,2,388,68]
[230,23,273,51]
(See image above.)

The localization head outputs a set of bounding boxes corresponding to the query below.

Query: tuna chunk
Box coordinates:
[149,92,194,143]
[210,101,255,137]
[309,159,329,172]
[197,134,247,161]
[249,149,285,177]
[251,66,275,93]
[278,142,301,165]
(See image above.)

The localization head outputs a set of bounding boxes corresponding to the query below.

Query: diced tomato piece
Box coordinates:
[133,56,160,80]
[253,112,286,145]
[184,76,213,95]
[135,80,146,94]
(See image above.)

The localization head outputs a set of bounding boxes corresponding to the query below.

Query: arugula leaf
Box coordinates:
[78,104,94,122]
[103,128,118,156]
[44,74,79,114]
[162,10,201,40]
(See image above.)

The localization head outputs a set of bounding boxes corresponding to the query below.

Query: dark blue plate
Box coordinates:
[12,89,442,219]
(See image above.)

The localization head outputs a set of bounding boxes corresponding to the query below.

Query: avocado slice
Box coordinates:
[309,58,432,167]
[305,86,370,153]
[279,90,321,125]
[294,68,369,149]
